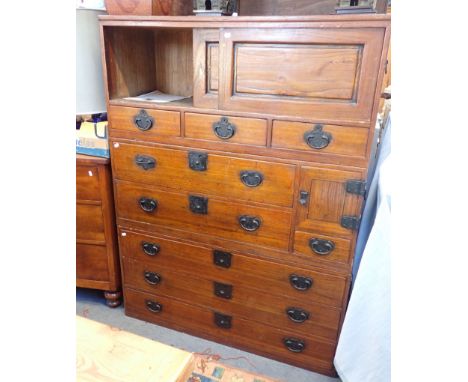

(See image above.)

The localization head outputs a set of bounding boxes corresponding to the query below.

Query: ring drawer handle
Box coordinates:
[238,215,261,232]
[289,274,313,291]
[283,337,306,353]
[309,238,335,256]
[303,124,332,150]
[143,271,161,285]
[139,197,158,212]
[133,109,154,131]
[145,299,162,313]
[135,155,156,170]
[141,241,160,256]
[286,307,310,323]
[214,312,232,329]
[213,117,236,139]
[240,171,263,187]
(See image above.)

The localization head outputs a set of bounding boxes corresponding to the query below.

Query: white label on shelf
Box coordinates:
[121,232,127,237]
[114,143,120,148]
[88,171,93,177]
[224,32,231,38]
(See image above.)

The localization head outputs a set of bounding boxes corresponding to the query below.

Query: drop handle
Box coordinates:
[143,271,161,285]
[283,338,306,353]
[286,307,310,323]
[133,109,154,131]
[289,274,313,291]
[141,241,160,256]
[145,299,162,313]
[309,238,335,256]
[303,124,332,149]
[139,197,158,213]
[238,215,261,232]
[135,155,156,170]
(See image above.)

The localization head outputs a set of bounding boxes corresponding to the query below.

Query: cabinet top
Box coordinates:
[99,14,390,27]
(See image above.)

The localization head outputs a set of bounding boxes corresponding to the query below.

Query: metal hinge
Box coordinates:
[341,216,361,230]
[346,180,367,197]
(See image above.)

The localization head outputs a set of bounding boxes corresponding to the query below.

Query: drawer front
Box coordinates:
[76,244,109,281]
[185,113,267,146]
[272,121,368,158]
[294,231,352,267]
[219,27,385,124]
[77,204,105,242]
[123,257,341,341]
[118,230,347,307]
[111,142,295,207]
[76,165,100,201]
[108,105,180,138]
[125,288,336,372]
[115,181,292,250]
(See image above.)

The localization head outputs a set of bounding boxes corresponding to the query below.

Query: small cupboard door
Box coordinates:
[295,166,366,238]
[219,27,385,125]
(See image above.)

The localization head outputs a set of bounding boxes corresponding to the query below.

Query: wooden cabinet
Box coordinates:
[76,155,121,307]
[100,14,390,376]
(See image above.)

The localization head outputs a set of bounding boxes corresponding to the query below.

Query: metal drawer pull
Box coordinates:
[289,274,313,291]
[213,117,236,139]
[303,124,331,149]
[135,155,156,170]
[141,241,160,256]
[240,170,263,187]
[143,271,161,285]
[286,307,310,323]
[145,299,162,313]
[309,238,335,256]
[214,312,232,329]
[238,215,261,232]
[299,190,309,206]
[133,109,154,131]
[188,151,208,171]
[283,337,306,353]
[214,282,233,299]
[139,197,158,212]
[213,250,232,268]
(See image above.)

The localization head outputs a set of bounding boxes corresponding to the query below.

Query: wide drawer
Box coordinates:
[272,121,368,159]
[76,165,101,201]
[77,204,105,242]
[124,288,336,374]
[115,181,292,250]
[111,142,295,207]
[184,113,267,146]
[118,229,348,307]
[108,105,180,138]
[123,257,341,341]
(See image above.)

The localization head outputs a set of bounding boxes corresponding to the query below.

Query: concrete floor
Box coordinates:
[77,288,340,382]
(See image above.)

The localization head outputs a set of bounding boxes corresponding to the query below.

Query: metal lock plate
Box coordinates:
[214,282,233,299]
[213,250,232,268]
[188,151,208,171]
[189,195,208,215]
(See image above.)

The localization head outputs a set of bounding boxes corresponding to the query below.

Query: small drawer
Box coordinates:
[108,105,180,138]
[76,244,109,281]
[122,257,341,341]
[76,165,100,201]
[124,288,336,373]
[115,181,292,251]
[77,204,105,242]
[111,142,295,207]
[118,230,348,307]
[294,231,353,267]
[185,113,267,146]
[272,121,368,158]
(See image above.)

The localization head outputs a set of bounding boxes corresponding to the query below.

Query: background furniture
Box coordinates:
[100,14,390,375]
[76,154,121,306]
